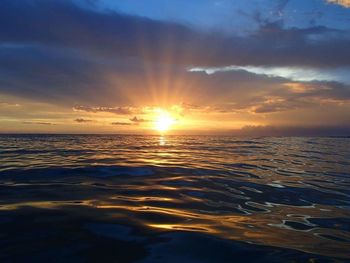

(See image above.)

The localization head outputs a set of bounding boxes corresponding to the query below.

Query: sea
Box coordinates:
[0,135,349,262]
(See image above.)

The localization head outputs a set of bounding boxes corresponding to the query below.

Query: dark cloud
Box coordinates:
[73,106,135,115]
[129,116,149,123]
[0,44,116,104]
[0,0,349,69]
[74,118,93,123]
[22,121,55,125]
[111,122,133,126]
[0,0,204,65]
[0,43,188,105]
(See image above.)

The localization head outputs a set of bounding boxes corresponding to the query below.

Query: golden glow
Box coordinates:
[154,109,176,132]
[327,0,350,8]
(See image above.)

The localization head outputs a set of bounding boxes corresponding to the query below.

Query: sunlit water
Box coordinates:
[0,135,349,262]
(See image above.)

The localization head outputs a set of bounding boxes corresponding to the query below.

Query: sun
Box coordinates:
[154,110,175,132]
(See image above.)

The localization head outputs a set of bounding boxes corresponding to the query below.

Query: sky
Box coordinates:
[0,0,350,135]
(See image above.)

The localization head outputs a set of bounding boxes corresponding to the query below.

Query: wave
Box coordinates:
[0,135,349,261]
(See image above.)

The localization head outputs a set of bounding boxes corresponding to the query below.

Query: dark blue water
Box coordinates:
[0,135,349,262]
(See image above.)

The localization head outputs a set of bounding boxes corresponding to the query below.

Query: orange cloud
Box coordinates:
[283,83,317,93]
[75,118,94,123]
[327,0,350,8]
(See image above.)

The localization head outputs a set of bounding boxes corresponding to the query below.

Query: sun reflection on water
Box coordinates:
[159,135,166,146]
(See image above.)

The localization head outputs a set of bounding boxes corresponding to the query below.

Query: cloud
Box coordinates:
[251,97,298,113]
[74,118,94,123]
[185,67,350,114]
[0,102,20,107]
[111,122,133,126]
[327,0,350,8]
[0,0,349,70]
[129,116,149,123]
[189,65,350,84]
[22,121,55,125]
[73,106,134,115]
[250,80,350,113]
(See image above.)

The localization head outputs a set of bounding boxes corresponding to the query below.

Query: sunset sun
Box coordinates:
[154,110,175,132]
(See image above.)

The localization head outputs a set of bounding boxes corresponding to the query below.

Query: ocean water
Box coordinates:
[0,135,349,262]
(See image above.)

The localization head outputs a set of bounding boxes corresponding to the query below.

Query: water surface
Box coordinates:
[0,135,349,262]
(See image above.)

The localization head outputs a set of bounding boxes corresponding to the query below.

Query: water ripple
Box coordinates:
[0,135,349,260]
